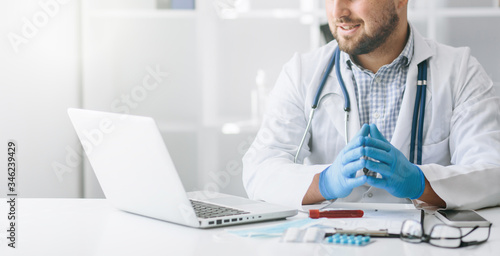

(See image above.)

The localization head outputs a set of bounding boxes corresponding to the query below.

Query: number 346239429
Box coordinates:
[7,141,16,192]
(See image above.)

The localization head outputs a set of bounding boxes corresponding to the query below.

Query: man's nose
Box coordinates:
[328,0,351,20]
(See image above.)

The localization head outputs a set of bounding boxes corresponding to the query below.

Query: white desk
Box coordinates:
[0,199,498,256]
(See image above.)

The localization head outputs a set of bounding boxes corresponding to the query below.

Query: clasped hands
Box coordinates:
[319,124,425,200]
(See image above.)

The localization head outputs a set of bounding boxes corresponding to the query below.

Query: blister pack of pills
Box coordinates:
[281,227,372,247]
[324,233,371,246]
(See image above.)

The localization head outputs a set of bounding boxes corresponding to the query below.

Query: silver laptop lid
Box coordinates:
[68,108,199,227]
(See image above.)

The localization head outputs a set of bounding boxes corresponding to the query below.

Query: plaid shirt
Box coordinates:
[343,29,414,142]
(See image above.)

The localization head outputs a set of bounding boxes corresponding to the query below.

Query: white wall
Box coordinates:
[0,0,82,197]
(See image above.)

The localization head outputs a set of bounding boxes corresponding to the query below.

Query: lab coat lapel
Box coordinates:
[391,26,434,157]
[319,57,361,145]
[391,64,418,157]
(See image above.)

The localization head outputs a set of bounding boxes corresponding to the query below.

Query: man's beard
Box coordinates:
[333,4,400,56]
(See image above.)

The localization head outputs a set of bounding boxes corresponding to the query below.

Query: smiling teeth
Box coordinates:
[342,25,356,30]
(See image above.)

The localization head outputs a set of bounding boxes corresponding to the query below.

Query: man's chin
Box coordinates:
[335,36,360,53]
[337,42,357,55]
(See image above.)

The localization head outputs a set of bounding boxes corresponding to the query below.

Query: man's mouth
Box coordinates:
[339,24,360,31]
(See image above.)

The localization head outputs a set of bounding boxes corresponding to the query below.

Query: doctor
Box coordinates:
[242,0,500,210]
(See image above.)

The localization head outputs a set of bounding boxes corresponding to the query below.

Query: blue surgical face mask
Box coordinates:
[226,218,322,238]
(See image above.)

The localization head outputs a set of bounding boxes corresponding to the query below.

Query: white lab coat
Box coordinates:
[242,27,500,210]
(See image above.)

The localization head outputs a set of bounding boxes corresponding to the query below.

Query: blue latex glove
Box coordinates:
[319,124,369,200]
[364,124,425,199]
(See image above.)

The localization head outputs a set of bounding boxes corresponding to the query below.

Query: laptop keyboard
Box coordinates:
[190,200,249,219]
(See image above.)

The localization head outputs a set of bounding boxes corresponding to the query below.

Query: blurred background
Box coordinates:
[1,0,499,199]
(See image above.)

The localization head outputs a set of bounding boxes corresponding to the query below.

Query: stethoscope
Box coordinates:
[294,46,428,165]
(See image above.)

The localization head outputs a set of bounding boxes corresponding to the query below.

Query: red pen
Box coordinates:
[309,209,364,219]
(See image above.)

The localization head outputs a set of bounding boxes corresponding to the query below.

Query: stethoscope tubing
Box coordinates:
[294,47,350,163]
[410,61,427,165]
[294,46,427,165]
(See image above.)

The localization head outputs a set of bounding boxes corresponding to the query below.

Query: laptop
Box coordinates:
[67,108,297,228]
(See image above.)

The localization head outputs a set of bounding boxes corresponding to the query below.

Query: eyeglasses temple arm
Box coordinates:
[459,224,492,248]
[419,210,425,233]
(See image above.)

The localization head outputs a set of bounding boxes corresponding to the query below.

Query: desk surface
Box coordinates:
[0,199,498,256]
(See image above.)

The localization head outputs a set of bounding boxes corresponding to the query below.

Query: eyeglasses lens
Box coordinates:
[430,225,461,248]
[401,220,422,243]
[462,226,490,243]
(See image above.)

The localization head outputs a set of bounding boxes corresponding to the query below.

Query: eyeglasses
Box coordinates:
[400,219,492,248]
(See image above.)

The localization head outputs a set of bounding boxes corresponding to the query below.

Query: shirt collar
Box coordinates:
[344,25,415,71]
